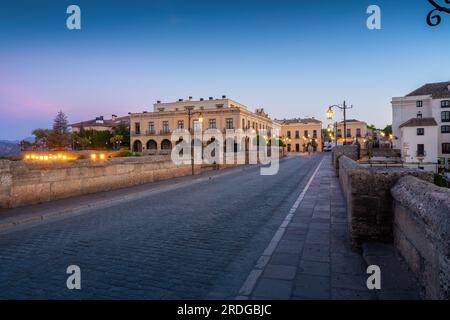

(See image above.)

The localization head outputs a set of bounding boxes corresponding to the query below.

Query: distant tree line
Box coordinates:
[25,111,130,151]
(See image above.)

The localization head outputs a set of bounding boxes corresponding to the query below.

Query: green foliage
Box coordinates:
[382,124,392,136]
[433,173,448,188]
[116,147,133,157]
[113,121,130,147]
[72,129,112,150]
[47,110,71,149]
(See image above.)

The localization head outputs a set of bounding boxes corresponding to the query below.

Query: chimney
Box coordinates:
[222,95,226,99]
[200,98,204,101]
[178,99,183,102]
[156,100,161,104]
[112,114,117,121]
[209,97,213,100]
[189,96,193,100]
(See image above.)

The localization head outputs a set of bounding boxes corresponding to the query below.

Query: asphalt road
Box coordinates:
[0,154,323,299]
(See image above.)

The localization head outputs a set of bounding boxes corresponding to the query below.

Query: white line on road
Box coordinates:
[237,158,324,297]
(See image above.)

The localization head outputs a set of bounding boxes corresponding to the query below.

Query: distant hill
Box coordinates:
[0,140,21,157]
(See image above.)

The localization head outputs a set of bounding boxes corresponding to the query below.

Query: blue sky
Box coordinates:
[1,0,449,140]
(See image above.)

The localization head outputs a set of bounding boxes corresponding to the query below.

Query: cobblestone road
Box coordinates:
[0,154,322,299]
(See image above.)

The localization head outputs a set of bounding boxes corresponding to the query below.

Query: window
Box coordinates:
[441,100,450,108]
[417,144,425,156]
[304,130,309,138]
[356,128,361,137]
[337,129,342,138]
[416,101,423,108]
[346,128,351,138]
[417,112,422,119]
[442,125,450,133]
[443,143,450,154]
[295,131,300,139]
[287,131,291,138]
[417,128,425,136]
[442,111,450,122]
[313,130,317,139]
[242,119,245,129]
[162,121,170,133]
[209,119,216,129]
[134,122,140,134]
[177,120,184,129]
[226,118,233,129]
[193,120,202,131]
[148,122,155,134]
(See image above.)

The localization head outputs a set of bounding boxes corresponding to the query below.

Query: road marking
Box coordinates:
[237,157,324,298]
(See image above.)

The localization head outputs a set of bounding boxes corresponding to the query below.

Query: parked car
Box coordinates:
[323,144,333,152]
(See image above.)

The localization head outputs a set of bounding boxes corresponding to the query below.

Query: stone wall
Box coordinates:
[338,156,432,250]
[0,156,201,209]
[391,176,450,300]
[370,148,401,158]
[332,145,359,175]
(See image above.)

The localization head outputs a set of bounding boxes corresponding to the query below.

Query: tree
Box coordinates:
[112,121,130,147]
[110,135,124,150]
[382,124,392,136]
[47,110,71,149]
[367,124,378,131]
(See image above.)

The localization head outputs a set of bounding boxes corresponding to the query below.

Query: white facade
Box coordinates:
[400,125,438,163]
[392,82,450,168]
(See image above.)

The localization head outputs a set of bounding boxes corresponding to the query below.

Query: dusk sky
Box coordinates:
[1,0,449,140]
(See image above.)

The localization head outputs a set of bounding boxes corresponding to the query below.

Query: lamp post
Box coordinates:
[186,106,203,175]
[326,101,353,145]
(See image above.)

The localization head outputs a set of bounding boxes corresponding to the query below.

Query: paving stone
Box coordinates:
[263,264,297,280]
[293,274,330,299]
[331,288,376,300]
[302,244,330,262]
[331,273,367,291]
[298,260,330,277]
[274,240,304,254]
[306,231,330,245]
[252,278,292,299]
[269,252,301,267]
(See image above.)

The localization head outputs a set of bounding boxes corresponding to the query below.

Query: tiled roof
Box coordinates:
[70,116,129,128]
[406,81,450,99]
[399,117,438,128]
[276,118,321,125]
[337,119,366,124]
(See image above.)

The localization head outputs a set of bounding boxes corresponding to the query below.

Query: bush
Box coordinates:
[116,148,133,157]
[433,173,448,188]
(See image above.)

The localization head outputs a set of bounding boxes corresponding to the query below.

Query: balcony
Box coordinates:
[146,130,157,135]
[415,150,427,157]
[131,131,142,136]
[160,129,172,135]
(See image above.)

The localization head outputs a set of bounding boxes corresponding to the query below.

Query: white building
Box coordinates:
[392,81,450,169]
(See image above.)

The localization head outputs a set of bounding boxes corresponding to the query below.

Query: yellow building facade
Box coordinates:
[277,118,323,152]
[129,97,281,154]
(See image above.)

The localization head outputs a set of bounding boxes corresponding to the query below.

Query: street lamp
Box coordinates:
[186,106,203,175]
[326,101,353,146]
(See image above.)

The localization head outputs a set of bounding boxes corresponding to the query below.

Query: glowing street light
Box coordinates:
[326,107,334,121]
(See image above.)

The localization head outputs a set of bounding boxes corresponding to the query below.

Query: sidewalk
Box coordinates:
[238,156,420,300]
